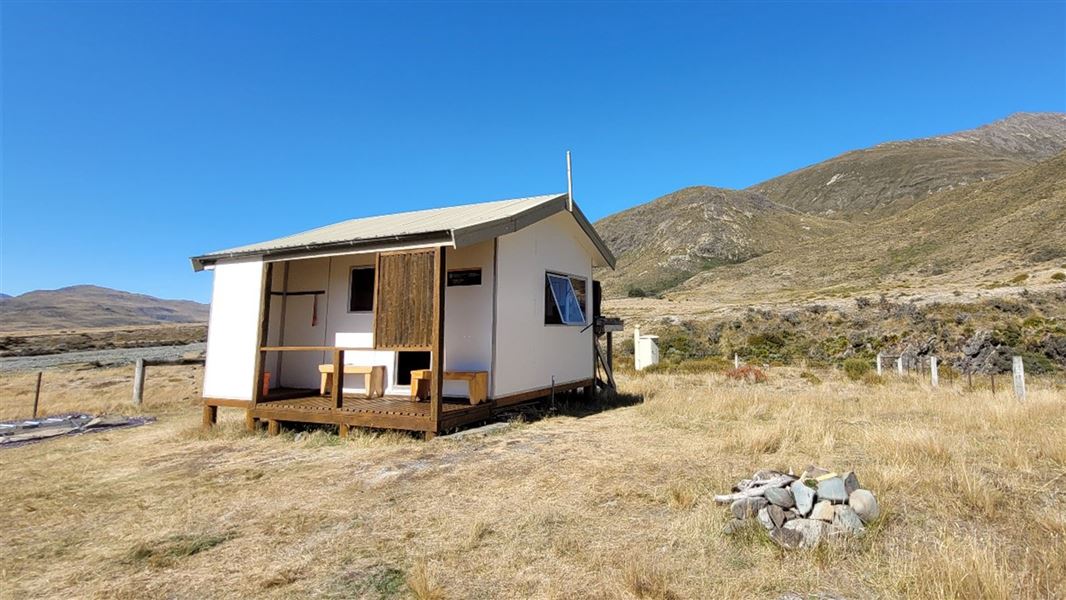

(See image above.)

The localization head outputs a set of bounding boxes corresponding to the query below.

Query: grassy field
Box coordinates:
[1,364,1064,599]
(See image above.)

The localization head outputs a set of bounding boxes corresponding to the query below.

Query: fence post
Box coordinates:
[930,356,939,387]
[132,358,145,405]
[32,372,43,418]
[875,353,883,377]
[1012,356,1026,401]
[896,356,904,376]
[734,354,740,369]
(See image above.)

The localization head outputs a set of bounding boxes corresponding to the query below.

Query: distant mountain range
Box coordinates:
[0,285,209,332]
[596,112,1066,298]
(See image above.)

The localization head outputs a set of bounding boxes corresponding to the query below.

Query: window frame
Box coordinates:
[544,271,588,326]
[347,265,376,313]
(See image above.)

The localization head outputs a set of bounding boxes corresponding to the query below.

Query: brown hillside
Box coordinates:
[677,150,1066,303]
[594,186,843,295]
[0,285,209,332]
[748,112,1066,218]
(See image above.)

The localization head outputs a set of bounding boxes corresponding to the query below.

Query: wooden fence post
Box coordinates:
[132,358,146,405]
[896,356,904,376]
[32,372,43,418]
[1012,356,1026,401]
[930,356,939,387]
[875,353,883,377]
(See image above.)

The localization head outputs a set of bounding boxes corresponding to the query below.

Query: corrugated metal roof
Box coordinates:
[191,193,616,271]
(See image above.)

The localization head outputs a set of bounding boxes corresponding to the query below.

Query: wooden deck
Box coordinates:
[248,393,494,434]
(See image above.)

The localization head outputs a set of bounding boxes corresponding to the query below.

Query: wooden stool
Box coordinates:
[410,370,488,405]
[319,364,386,398]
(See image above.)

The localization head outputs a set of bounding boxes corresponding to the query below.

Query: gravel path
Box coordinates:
[0,343,206,372]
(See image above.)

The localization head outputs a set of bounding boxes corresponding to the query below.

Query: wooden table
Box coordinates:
[410,370,487,405]
[319,364,386,398]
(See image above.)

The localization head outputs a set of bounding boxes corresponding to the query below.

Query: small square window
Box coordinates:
[349,266,374,312]
[544,272,587,325]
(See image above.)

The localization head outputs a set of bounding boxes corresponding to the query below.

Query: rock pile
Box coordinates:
[715,466,880,549]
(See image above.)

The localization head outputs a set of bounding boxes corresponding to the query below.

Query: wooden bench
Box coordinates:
[319,364,386,398]
[410,370,488,405]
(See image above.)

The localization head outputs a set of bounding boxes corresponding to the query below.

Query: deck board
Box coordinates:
[249,392,487,432]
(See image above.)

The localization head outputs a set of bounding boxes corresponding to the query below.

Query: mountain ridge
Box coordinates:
[595,112,1066,298]
[0,285,209,332]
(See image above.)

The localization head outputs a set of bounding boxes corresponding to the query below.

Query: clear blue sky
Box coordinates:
[2,1,1063,303]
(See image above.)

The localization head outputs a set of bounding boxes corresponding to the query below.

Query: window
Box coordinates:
[544,272,587,325]
[348,266,375,312]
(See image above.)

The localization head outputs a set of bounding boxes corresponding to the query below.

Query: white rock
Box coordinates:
[849,489,880,523]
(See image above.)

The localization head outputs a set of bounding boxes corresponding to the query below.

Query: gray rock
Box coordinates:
[770,526,804,550]
[782,509,799,522]
[757,507,775,530]
[790,480,816,516]
[849,489,880,523]
[843,471,860,495]
[810,500,835,522]
[782,519,825,549]
[731,497,769,520]
[832,505,866,535]
[816,476,848,503]
[765,486,795,508]
[768,504,787,528]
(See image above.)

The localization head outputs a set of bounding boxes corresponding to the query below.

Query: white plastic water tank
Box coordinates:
[633,326,660,371]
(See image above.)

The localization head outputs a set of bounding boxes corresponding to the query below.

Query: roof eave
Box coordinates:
[190,231,454,272]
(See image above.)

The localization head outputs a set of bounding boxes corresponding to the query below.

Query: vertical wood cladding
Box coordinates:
[373,249,436,349]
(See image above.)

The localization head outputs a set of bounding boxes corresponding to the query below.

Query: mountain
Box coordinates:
[676,150,1066,303]
[0,285,209,332]
[748,113,1066,218]
[595,113,1066,300]
[595,186,844,295]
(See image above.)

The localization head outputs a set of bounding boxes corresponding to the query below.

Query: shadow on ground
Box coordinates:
[494,386,644,424]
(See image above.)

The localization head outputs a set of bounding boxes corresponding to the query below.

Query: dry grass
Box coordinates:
[1,364,1064,598]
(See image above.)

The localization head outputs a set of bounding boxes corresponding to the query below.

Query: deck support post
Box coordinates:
[245,411,257,432]
[202,404,217,429]
[429,246,446,437]
[338,423,350,439]
[331,349,345,409]
[267,419,280,436]
[252,263,274,406]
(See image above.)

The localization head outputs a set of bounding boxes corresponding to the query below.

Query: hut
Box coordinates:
[191,193,617,438]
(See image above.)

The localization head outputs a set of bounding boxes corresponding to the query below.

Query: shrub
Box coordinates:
[842,358,872,381]
[799,370,822,385]
[1010,273,1029,284]
[627,287,648,298]
[1052,272,1066,282]
[725,365,767,383]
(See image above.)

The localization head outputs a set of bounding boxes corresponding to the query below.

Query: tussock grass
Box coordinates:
[1,364,1064,598]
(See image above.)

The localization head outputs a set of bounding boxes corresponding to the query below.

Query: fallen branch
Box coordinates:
[714,474,795,504]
